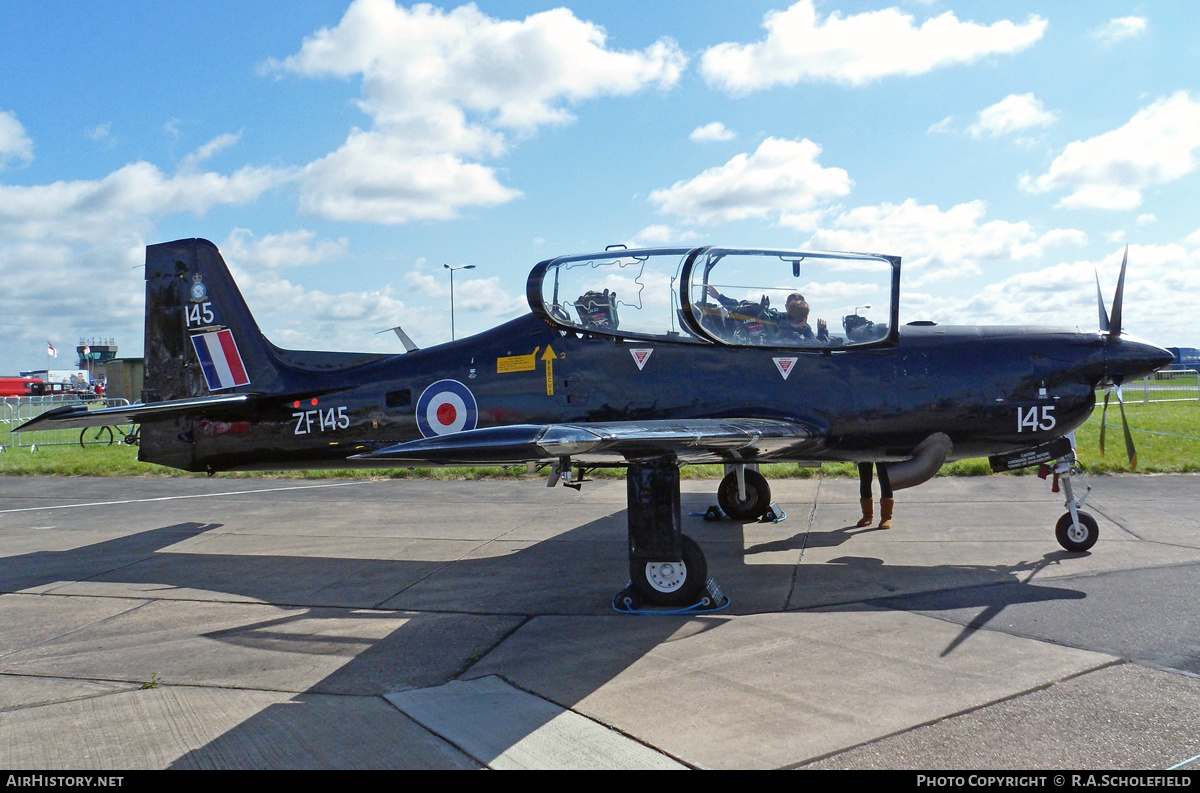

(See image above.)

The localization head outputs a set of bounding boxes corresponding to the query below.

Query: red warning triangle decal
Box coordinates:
[630,348,653,370]
[773,357,798,380]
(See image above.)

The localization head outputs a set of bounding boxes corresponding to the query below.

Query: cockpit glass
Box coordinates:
[538,250,698,341]
[686,249,894,349]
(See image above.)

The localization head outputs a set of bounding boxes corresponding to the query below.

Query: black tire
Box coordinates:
[718,469,771,520]
[80,426,114,448]
[630,535,708,607]
[1056,511,1099,552]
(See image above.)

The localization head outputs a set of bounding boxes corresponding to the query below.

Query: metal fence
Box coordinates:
[1,396,133,449]
[1119,369,1199,403]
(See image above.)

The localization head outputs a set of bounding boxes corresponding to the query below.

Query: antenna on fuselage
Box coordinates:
[377,324,419,353]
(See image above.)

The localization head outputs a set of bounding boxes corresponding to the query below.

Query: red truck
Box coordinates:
[0,377,47,397]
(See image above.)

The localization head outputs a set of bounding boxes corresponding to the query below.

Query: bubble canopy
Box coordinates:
[527,246,901,350]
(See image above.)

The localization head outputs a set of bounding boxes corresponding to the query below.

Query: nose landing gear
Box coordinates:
[1046,448,1098,553]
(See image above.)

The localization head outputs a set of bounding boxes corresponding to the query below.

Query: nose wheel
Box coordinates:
[1056,511,1098,552]
[717,468,771,520]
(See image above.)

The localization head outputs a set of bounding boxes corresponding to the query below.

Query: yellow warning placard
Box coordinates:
[497,346,539,373]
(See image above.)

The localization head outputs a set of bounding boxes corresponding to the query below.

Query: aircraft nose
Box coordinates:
[1106,335,1175,382]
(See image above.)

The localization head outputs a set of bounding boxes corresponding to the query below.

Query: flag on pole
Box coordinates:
[47,342,57,358]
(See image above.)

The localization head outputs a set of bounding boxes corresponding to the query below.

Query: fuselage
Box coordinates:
[131,239,1173,474]
[179,313,1165,473]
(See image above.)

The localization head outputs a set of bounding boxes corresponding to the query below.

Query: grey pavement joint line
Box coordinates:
[784,475,821,611]
[0,673,140,713]
[493,673,698,770]
[783,658,1127,770]
[0,480,376,514]
[0,598,154,661]
[1086,499,1147,542]
[364,501,601,609]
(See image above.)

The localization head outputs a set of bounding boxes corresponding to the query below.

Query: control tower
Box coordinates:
[78,337,118,381]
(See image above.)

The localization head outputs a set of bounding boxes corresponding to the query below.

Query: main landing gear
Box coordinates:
[1043,449,1099,553]
[614,456,728,613]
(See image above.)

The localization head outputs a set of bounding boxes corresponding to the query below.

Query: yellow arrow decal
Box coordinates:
[542,345,558,395]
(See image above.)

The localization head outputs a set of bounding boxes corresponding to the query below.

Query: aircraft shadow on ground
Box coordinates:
[2,504,1090,769]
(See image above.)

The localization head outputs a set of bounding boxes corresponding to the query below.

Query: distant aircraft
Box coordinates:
[20,240,1171,610]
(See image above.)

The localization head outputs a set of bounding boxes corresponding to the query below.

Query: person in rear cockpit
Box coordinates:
[775,293,828,344]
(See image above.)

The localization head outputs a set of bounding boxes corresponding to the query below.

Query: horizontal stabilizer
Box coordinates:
[15,394,258,432]
[354,418,823,466]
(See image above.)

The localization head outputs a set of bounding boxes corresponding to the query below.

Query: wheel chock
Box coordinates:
[760,502,787,523]
[611,578,730,615]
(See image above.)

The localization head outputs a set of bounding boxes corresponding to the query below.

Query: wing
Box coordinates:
[353,418,824,466]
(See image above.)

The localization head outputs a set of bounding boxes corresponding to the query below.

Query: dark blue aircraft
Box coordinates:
[21,239,1172,610]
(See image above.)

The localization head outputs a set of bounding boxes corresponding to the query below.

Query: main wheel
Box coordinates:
[630,535,708,607]
[79,426,114,447]
[718,469,771,520]
[1056,511,1099,552]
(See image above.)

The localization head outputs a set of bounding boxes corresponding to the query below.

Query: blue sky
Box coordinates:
[2,1,1199,376]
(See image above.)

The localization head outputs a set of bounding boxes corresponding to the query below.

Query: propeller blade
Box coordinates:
[1108,245,1128,338]
[1099,387,1111,457]
[1095,269,1110,332]
[1115,384,1137,469]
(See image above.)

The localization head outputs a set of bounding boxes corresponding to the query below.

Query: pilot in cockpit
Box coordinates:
[776,293,829,344]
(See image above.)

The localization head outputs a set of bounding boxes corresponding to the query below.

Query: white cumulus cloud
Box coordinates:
[807,199,1086,284]
[700,0,1046,92]
[0,135,293,369]
[690,122,736,142]
[0,110,34,167]
[221,228,348,270]
[625,224,702,247]
[403,263,526,316]
[650,137,852,228]
[928,244,1196,342]
[299,130,520,223]
[1090,16,1147,44]
[1021,92,1200,210]
[271,0,686,223]
[967,93,1056,138]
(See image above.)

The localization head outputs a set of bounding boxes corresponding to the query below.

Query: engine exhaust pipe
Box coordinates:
[888,432,953,491]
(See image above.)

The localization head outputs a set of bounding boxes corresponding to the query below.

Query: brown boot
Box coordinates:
[855,497,873,527]
[878,498,894,529]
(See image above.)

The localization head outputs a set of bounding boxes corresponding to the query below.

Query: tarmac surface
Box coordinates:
[0,471,1198,770]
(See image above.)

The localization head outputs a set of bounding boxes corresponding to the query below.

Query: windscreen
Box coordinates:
[685,249,894,348]
[538,250,698,341]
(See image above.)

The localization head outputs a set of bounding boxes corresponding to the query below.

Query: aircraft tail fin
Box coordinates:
[142,238,282,405]
[138,238,387,470]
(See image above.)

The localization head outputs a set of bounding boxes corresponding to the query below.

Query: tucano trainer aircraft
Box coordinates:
[19,240,1173,610]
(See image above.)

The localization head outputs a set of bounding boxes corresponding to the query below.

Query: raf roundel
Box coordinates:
[415,379,479,438]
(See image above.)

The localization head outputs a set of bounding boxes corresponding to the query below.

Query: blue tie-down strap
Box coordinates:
[611,578,730,615]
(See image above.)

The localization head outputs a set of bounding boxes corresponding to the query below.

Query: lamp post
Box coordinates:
[444,263,476,340]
